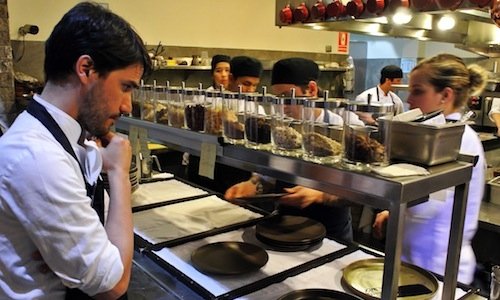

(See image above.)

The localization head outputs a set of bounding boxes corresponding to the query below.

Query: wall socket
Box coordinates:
[325,45,332,53]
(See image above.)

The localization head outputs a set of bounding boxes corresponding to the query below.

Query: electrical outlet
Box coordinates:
[325,45,332,53]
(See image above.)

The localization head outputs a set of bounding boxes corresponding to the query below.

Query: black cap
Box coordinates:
[211,54,231,72]
[230,56,263,79]
[272,58,320,86]
[381,65,403,79]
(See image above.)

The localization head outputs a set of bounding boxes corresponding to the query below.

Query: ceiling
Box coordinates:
[275,0,500,57]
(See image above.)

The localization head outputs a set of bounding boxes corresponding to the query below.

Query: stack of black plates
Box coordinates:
[101,162,139,193]
[255,215,326,251]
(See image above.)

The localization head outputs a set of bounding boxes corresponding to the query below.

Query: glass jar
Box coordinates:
[131,83,143,119]
[140,85,155,122]
[184,87,205,132]
[204,90,223,135]
[167,86,185,128]
[222,91,245,144]
[342,101,393,171]
[303,98,345,164]
[244,93,274,151]
[154,85,169,125]
[271,96,305,157]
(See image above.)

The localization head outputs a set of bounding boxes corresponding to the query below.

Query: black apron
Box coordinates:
[27,100,126,299]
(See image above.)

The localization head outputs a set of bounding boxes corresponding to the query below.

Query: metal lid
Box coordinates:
[154,85,168,92]
[305,98,346,109]
[222,91,239,99]
[245,93,276,103]
[205,90,221,98]
[168,86,183,94]
[183,87,204,96]
[273,96,308,105]
[346,101,393,113]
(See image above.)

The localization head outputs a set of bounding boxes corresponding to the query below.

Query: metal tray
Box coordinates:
[277,288,363,300]
[341,258,438,299]
[390,121,465,166]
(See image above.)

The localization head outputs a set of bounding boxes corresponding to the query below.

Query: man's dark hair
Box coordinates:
[44,2,151,83]
[380,65,403,84]
[211,54,231,73]
[230,56,263,79]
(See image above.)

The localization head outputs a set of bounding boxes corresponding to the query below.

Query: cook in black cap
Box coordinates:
[228,56,263,93]
[224,57,354,242]
[355,64,405,115]
[271,57,320,97]
[209,54,231,90]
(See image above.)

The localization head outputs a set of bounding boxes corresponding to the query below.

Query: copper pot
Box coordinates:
[469,0,491,7]
[311,0,327,19]
[293,2,310,22]
[491,0,500,27]
[367,0,386,14]
[327,0,347,18]
[436,0,463,10]
[346,0,365,17]
[280,4,293,24]
[388,0,411,12]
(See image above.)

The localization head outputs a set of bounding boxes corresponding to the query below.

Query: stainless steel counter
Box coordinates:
[116,116,474,300]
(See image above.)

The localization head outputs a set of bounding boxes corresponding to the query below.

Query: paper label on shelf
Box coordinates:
[199,142,216,179]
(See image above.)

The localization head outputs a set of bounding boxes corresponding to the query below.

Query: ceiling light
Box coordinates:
[392,8,412,25]
[437,15,456,31]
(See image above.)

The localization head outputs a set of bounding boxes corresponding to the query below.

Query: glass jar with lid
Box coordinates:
[167,86,185,128]
[222,90,245,144]
[184,84,205,132]
[140,84,155,122]
[303,97,345,164]
[342,101,393,171]
[244,90,274,151]
[204,90,223,135]
[131,80,143,118]
[271,95,305,157]
[154,84,168,125]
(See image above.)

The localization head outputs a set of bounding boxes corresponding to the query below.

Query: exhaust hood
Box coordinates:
[276,0,500,57]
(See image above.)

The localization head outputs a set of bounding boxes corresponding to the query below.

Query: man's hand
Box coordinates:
[224,180,257,200]
[372,210,389,240]
[280,186,326,208]
[97,132,132,175]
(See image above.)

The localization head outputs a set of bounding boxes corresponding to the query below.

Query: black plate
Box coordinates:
[256,215,326,246]
[256,232,324,251]
[278,289,363,300]
[191,241,268,275]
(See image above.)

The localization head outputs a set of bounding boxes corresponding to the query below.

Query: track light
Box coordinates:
[18,24,39,36]
[437,15,456,30]
[392,8,413,25]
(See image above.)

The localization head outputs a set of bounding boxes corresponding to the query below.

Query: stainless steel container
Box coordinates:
[488,176,500,205]
[390,121,465,166]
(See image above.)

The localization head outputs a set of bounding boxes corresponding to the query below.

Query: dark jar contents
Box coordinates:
[223,120,245,140]
[185,104,205,131]
[131,100,141,118]
[245,116,271,144]
[344,131,385,163]
[155,104,168,125]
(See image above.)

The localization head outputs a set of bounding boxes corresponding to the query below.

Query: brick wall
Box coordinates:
[0,0,15,125]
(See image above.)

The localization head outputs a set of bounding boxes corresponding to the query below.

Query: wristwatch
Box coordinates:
[250,175,264,194]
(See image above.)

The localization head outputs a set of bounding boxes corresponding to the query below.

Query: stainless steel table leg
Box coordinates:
[381,201,407,300]
[442,182,470,300]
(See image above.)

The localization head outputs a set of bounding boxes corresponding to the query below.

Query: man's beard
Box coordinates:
[78,86,109,137]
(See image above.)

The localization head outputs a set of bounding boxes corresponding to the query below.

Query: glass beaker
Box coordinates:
[342,101,393,171]
[154,84,169,125]
[222,91,245,144]
[303,98,345,164]
[271,96,305,157]
[184,86,205,132]
[244,92,274,151]
[167,86,185,128]
[204,90,223,135]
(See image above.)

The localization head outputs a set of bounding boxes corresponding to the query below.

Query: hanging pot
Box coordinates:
[388,0,411,12]
[491,0,500,27]
[293,2,310,22]
[311,0,327,19]
[436,0,463,10]
[469,0,491,7]
[346,0,366,17]
[327,0,347,18]
[280,4,293,24]
[367,0,387,14]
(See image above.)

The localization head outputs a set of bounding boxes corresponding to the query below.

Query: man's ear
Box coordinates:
[307,80,318,97]
[76,55,94,80]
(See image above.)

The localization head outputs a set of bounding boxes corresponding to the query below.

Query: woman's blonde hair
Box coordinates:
[411,54,488,109]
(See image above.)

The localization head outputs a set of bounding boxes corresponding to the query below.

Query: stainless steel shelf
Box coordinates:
[115,116,473,300]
